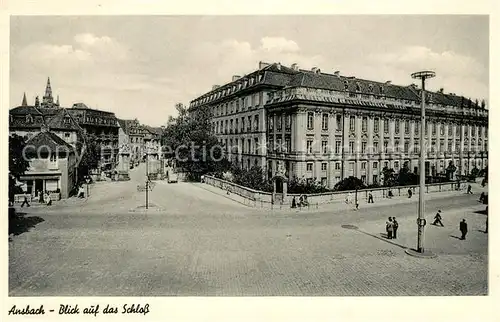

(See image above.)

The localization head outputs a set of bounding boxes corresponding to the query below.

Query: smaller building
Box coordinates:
[19,128,77,200]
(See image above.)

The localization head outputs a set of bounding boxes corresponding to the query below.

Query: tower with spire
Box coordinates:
[21,92,28,106]
[41,77,60,108]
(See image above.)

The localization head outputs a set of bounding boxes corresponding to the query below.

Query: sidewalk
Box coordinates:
[197,181,487,213]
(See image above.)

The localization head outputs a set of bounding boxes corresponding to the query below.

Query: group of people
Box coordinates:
[385,217,399,239]
[20,190,52,207]
[291,195,309,208]
[384,209,484,241]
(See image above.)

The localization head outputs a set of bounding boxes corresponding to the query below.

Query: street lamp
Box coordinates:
[406,70,437,258]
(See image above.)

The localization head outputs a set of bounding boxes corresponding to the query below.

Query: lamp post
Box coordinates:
[406,71,437,258]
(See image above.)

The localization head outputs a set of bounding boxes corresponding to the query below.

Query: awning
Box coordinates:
[19,174,61,181]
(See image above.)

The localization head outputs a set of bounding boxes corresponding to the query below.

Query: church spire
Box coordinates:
[56,95,60,106]
[45,77,52,98]
[22,92,27,106]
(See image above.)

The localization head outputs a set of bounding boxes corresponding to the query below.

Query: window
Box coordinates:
[394,161,399,170]
[361,175,366,183]
[464,125,469,136]
[336,115,342,129]
[321,163,327,171]
[456,126,460,136]
[415,122,419,135]
[254,93,260,106]
[64,132,71,138]
[335,162,341,170]
[432,123,436,135]
[254,138,259,154]
[384,119,389,133]
[455,139,460,152]
[335,141,341,154]
[374,118,379,133]
[384,141,388,153]
[448,125,452,136]
[414,143,419,153]
[349,141,355,154]
[395,140,399,152]
[349,116,355,132]
[335,176,341,182]
[247,116,252,131]
[448,140,452,152]
[384,161,389,168]
[405,120,410,134]
[306,163,313,172]
[440,140,445,151]
[373,162,378,169]
[395,122,400,134]
[344,81,349,90]
[306,112,314,130]
[285,137,291,153]
[276,114,282,131]
[26,114,33,123]
[244,117,247,131]
[373,175,378,183]
[404,141,409,152]
[362,117,367,132]
[235,119,239,133]
[307,140,313,154]
[361,162,366,170]
[472,126,476,136]
[322,113,329,130]
[254,115,259,131]
[373,141,379,153]
[322,140,328,154]
[440,124,444,136]
[285,114,291,130]
[361,141,367,154]
[349,162,354,171]
[230,119,233,133]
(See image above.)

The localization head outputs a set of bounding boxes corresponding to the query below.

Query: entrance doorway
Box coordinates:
[35,179,44,195]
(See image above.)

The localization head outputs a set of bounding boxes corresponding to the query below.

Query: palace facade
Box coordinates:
[189,62,488,188]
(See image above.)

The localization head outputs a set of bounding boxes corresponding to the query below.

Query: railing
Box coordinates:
[203,175,469,209]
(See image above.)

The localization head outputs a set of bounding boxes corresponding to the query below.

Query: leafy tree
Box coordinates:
[397,162,418,186]
[231,165,273,192]
[288,177,330,194]
[333,176,367,192]
[382,166,396,187]
[162,103,231,181]
[9,134,30,202]
[445,161,457,181]
[76,132,101,182]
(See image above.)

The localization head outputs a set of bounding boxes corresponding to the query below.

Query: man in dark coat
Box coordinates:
[392,217,399,239]
[459,219,468,240]
[433,210,444,227]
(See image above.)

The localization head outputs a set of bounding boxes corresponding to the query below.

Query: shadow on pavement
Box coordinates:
[9,210,45,239]
[355,229,408,249]
[474,209,488,215]
[449,235,462,240]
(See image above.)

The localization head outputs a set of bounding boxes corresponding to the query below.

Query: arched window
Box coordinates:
[344,81,349,91]
[356,83,361,92]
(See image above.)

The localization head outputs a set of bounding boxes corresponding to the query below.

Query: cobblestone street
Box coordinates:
[9,164,488,296]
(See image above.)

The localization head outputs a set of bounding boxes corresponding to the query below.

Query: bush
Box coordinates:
[333,176,366,192]
[288,177,330,194]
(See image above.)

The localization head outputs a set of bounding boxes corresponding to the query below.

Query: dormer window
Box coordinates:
[64,116,71,124]
[258,74,264,82]
[368,84,374,93]
[380,86,384,94]
[356,83,361,92]
[249,78,254,86]
[26,114,33,123]
[344,81,349,91]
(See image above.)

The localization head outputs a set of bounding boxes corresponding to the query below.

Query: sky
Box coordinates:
[10,15,489,127]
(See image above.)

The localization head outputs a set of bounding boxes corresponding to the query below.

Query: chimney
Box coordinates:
[232,75,240,82]
[311,67,318,73]
[276,62,282,70]
[291,63,299,71]
[259,61,270,69]
[212,85,220,91]
[385,81,392,85]
[439,88,444,93]
[334,71,340,77]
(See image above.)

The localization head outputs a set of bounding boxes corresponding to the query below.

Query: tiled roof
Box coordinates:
[45,108,82,131]
[10,106,82,132]
[25,131,74,155]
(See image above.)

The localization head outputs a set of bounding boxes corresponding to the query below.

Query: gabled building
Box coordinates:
[19,127,77,199]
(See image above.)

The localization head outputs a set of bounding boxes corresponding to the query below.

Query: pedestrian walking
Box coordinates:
[46,194,52,206]
[368,192,374,203]
[78,186,85,198]
[355,202,359,210]
[20,194,30,208]
[479,192,485,203]
[387,190,393,199]
[408,188,412,198]
[392,217,399,239]
[433,210,444,227]
[299,195,304,208]
[38,190,44,203]
[291,196,297,209]
[386,217,394,239]
[459,219,468,240]
[467,184,473,194]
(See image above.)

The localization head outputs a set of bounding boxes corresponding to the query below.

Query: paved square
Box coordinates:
[9,165,488,296]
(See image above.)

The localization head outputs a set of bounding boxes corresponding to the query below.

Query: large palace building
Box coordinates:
[189,62,488,188]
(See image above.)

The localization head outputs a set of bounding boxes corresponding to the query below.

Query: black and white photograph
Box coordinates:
[4,6,495,320]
